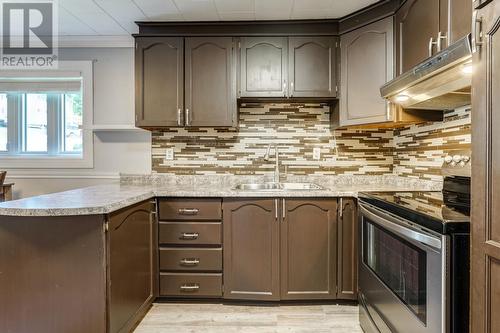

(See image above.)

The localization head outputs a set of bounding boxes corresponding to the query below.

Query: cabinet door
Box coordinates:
[337,198,358,300]
[446,0,472,44]
[185,37,237,127]
[340,17,393,127]
[395,0,440,74]
[239,37,288,97]
[135,37,183,127]
[471,2,500,332]
[108,200,155,333]
[288,37,337,97]
[280,199,337,300]
[223,199,280,300]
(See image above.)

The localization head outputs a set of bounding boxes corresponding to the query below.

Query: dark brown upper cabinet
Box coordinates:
[395,0,472,75]
[185,37,237,127]
[339,17,394,127]
[288,37,337,98]
[239,36,337,98]
[280,199,338,300]
[135,37,237,128]
[223,199,280,301]
[337,198,358,300]
[135,37,183,127]
[239,37,288,97]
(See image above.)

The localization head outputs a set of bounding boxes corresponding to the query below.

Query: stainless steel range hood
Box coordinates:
[380,34,472,110]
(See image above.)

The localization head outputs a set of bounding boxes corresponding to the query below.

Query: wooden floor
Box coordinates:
[134,302,362,333]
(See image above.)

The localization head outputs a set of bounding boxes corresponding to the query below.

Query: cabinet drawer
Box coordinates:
[159,222,222,245]
[160,273,222,297]
[158,199,222,221]
[160,247,222,271]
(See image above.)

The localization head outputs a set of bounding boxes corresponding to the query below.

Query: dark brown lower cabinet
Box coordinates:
[280,199,338,300]
[0,200,155,333]
[336,198,358,300]
[223,198,355,302]
[223,198,281,300]
[108,200,156,333]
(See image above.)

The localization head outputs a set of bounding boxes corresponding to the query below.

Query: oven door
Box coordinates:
[358,202,448,333]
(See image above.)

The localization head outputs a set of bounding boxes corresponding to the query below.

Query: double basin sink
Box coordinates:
[234,182,324,191]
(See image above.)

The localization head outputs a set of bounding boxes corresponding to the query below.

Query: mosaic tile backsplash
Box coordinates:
[151,103,471,181]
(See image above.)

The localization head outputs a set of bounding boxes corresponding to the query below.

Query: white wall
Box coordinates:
[3,48,151,199]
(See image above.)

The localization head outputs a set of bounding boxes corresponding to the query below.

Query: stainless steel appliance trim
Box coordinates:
[359,203,442,250]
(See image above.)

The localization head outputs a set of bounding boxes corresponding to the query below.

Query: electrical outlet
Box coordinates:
[313,148,321,160]
[165,148,174,161]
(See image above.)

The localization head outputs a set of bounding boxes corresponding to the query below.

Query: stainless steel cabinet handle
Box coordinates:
[290,82,294,97]
[178,208,199,215]
[436,31,447,52]
[185,108,190,126]
[282,199,286,219]
[180,258,200,266]
[177,108,182,126]
[472,10,483,53]
[283,81,287,97]
[180,232,199,240]
[180,284,200,292]
[428,37,437,57]
[275,199,278,220]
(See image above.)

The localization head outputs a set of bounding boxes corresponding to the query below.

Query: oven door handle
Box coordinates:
[360,204,442,250]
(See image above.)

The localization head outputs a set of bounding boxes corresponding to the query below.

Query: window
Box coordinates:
[0,61,93,168]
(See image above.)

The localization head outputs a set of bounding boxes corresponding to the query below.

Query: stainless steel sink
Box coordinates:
[280,182,324,190]
[234,182,281,191]
[234,182,324,191]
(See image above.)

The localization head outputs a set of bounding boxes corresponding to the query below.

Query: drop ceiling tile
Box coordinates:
[133,0,181,19]
[214,0,254,12]
[293,0,333,12]
[173,0,219,21]
[255,0,292,20]
[58,6,97,35]
[218,11,255,20]
[94,0,147,33]
[59,0,127,35]
[291,9,330,20]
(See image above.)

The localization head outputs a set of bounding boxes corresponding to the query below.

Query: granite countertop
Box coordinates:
[0,175,442,217]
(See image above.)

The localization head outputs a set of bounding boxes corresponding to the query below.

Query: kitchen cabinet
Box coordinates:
[135,37,183,127]
[339,17,393,127]
[157,198,223,298]
[223,198,343,301]
[185,37,237,127]
[135,37,237,128]
[239,37,288,97]
[108,200,156,333]
[239,36,337,98]
[0,200,155,333]
[395,0,471,75]
[223,199,280,300]
[288,37,337,97]
[471,1,500,332]
[336,198,358,300]
[280,199,338,300]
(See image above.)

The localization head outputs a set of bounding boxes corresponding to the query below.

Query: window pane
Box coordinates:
[0,94,7,151]
[25,94,47,152]
[63,93,83,153]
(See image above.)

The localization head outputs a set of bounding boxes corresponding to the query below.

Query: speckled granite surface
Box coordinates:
[0,174,442,217]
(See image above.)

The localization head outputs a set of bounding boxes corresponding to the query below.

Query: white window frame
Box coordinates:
[0,61,93,168]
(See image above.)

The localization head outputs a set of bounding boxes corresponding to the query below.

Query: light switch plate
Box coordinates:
[313,148,321,160]
[165,148,174,160]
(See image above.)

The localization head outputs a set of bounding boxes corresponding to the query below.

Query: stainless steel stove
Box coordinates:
[358,152,470,333]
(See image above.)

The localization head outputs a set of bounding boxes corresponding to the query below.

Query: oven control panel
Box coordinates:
[442,150,471,177]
